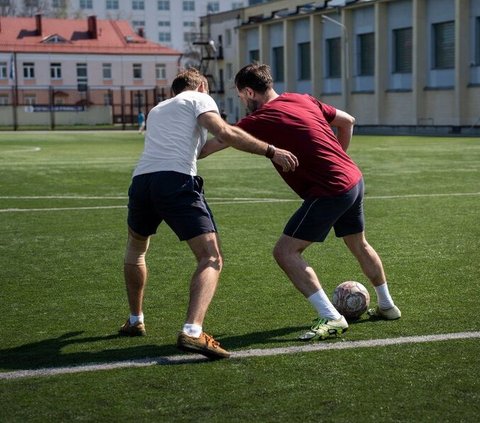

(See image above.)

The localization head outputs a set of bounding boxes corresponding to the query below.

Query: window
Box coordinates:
[155,64,166,80]
[159,21,171,27]
[50,63,62,79]
[24,95,36,105]
[183,1,194,12]
[298,42,311,80]
[272,46,284,82]
[52,0,66,7]
[106,0,119,10]
[76,63,88,90]
[207,2,219,13]
[0,62,7,79]
[104,92,112,106]
[0,95,8,105]
[358,32,374,76]
[132,0,144,10]
[433,21,454,69]
[133,63,142,79]
[249,50,259,63]
[184,32,196,43]
[158,0,169,10]
[23,62,35,79]
[226,63,233,80]
[476,17,480,65]
[393,27,412,73]
[326,37,341,78]
[225,28,232,46]
[183,21,195,28]
[158,32,171,42]
[80,0,92,8]
[132,20,145,28]
[232,2,244,9]
[103,63,112,79]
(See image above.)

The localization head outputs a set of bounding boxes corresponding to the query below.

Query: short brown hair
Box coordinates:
[171,68,204,95]
[234,63,273,94]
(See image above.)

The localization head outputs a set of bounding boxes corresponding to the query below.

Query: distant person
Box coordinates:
[220,109,228,121]
[137,110,146,134]
[119,68,298,359]
[201,63,401,341]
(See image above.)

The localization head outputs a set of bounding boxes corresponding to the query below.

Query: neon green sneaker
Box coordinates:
[298,316,348,341]
[367,305,401,320]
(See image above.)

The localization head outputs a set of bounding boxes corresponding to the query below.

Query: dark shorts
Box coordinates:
[283,178,365,242]
[127,171,217,241]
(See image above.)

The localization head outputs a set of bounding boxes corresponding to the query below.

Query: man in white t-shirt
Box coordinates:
[119,68,298,359]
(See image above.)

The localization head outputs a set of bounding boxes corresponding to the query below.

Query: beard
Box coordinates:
[246,98,260,113]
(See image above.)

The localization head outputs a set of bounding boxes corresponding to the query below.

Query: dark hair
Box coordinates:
[171,68,205,95]
[234,63,273,94]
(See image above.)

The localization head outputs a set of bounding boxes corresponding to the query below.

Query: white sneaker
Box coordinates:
[299,316,349,341]
[367,305,401,320]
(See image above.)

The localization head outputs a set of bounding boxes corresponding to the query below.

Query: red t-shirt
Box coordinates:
[237,93,362,199]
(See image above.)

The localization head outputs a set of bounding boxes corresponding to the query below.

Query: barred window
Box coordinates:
[393,27,412,73]
[433,21,454,69]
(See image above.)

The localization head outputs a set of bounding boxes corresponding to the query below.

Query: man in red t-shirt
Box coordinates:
[200,64,401,340]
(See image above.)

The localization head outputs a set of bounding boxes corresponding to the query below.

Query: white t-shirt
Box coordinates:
[133,90,219,177]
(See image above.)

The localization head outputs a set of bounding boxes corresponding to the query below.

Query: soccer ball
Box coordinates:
[332,281,370,321]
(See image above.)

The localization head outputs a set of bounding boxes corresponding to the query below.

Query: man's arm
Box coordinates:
[330,109,355,151]
[198,137,228,159]
[197,111,299,172]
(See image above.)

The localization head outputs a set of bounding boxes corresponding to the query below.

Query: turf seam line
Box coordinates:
[1,331,479,380]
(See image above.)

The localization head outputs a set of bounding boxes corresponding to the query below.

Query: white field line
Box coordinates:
[1,331,479,381]
[0,192,479,213]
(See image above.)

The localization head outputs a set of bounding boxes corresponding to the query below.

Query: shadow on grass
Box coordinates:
[0,319,375,371]
[0,331,179,371]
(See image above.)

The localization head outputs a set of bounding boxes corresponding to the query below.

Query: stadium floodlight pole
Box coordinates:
[322,14,350,110]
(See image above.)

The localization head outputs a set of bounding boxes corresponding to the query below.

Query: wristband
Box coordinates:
[265,144,275,159]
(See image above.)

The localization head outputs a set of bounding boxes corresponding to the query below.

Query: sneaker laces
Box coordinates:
[203,333,220,349]
[310,317,328,330]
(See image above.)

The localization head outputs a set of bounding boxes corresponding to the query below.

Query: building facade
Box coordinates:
[0,14,180,127]
[203,0,480,132]
[0,0,249,52]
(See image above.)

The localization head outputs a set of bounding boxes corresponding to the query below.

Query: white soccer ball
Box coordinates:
[332,281,370,321]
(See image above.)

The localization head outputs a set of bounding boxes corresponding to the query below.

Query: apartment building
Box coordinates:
[0,14,180,127]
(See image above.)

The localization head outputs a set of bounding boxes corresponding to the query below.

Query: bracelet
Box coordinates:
[265,144,275,159]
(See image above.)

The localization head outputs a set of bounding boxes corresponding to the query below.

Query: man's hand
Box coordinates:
[270,147,299,172]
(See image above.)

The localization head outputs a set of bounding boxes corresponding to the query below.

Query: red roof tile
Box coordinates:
[0,15,181,56]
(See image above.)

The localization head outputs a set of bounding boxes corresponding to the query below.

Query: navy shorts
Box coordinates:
[127,171,217,241]
[283,178,365,242]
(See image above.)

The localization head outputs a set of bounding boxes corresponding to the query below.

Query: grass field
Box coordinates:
[0,131,479,422]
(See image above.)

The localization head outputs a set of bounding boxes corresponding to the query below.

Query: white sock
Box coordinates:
[129,313,144,324]
[374,283,395,310]
[308,289,342,320]
[182,323,202,338]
